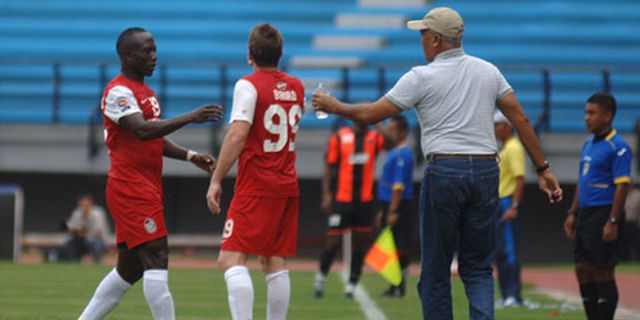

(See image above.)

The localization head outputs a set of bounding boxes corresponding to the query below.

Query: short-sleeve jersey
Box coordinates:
[326,126,385,203]
[385,48,512,157]
[101,74,164,191]
[498,137,526,198]
[230,70,305,198]
[578,129,632,208]
[377,145,414,201]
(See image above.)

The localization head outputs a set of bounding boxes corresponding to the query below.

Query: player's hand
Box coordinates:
[602,222,619,242]
[206,181,223,214]
[321,192,332,215]
[387,212,399,227]
[312,92,338,114]
[502,207,518,222]
[537,170,563,203]
[564,214,576,239]
[191,104,224,123]
[374,210,383,229]
[191,153,216,175]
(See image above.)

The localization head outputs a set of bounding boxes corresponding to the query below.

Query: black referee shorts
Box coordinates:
[378,199,416,253]
[574,205,623,267]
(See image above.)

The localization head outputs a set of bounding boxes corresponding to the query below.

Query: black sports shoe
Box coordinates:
[314,289,323,299]
[381,286,404,298]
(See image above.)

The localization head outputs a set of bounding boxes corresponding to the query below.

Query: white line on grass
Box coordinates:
[340,272,388,320]
[535,288,640,320]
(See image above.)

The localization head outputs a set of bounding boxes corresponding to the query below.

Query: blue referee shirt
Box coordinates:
[578,129,632,208]
[377,145,414,201]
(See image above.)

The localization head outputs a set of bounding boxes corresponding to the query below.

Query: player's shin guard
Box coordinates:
[596,281,618,320]
[266,270,290,320]
[143,269,175,320]
[78,268,131,320]
[224,266,254,320]
[579,283,599,319]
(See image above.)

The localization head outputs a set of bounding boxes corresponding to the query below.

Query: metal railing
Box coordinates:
[1,61,639,156]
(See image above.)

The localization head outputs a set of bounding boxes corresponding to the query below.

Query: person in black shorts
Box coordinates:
[314,121,385,299]
[564,93,632,320]
[375,115,415,297]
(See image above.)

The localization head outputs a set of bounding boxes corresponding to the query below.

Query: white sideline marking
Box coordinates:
[340,272,388,320]
[341,231,388,320]
[535,288,640,320]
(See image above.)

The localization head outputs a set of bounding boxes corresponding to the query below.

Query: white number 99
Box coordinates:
[263,103,301,153]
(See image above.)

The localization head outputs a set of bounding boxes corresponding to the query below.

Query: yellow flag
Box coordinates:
[365,227,402,285]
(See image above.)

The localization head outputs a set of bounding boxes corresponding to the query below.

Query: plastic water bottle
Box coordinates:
[314,83,329,120]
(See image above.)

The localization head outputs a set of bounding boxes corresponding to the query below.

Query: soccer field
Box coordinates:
[0,262,587,319]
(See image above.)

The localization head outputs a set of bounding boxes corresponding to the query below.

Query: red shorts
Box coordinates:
[106,178,167,249]
[220,196,299,257]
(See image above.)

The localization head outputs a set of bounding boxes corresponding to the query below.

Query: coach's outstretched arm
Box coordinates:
[119,104,223,141]
[497,92,563,203]
[312,93,402,124]
[206,121,251,214]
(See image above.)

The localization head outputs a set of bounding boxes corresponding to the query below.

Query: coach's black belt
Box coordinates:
[426,153,497,161]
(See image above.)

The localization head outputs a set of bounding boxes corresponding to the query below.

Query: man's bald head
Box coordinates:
[116,27,149,59]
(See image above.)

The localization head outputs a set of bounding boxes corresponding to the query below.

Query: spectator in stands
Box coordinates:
[63,194,110,264]
[312,7,563,320]
[621,183,640,261]
[375,115,415,298]
[564,93,632,320]
[314,120,385,299]
[493,112,525,307]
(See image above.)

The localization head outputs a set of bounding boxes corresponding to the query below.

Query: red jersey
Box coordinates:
[101,74,163,186]
[326,127,384,203]
[101,74,166,248]
[230,70,305,198]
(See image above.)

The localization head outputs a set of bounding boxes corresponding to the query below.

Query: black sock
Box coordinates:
[596,281,618,320]
[579,283,599,319]
[319,241,339,275]
[349,250,365,284]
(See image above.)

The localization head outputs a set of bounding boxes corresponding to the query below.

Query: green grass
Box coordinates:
[528,262,640,274]
[0,262,587,319]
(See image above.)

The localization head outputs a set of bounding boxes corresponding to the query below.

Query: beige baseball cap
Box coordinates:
[407,7,464,39]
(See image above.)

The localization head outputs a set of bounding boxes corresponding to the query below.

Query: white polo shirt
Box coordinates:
[385,48,513,157]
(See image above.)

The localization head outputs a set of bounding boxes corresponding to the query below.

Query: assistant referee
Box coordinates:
[564,93,632,320]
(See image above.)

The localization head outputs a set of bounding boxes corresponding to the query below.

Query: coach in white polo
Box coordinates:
[313,7,563,320]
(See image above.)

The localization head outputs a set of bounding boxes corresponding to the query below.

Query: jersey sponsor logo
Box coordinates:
[222,219,234,239]
[349,152,370,165]
[618,148,627,157]
[273,89,298,102]
[117,98,131,112]
[144,217,157,234]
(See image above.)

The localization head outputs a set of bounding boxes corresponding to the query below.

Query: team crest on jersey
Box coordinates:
[144,217,157,234]
[117,98,131,112]
[277,82,287,90]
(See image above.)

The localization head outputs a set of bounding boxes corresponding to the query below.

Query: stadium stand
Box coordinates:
[0,0,639,131]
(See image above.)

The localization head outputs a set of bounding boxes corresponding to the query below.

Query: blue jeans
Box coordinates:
[495,196,522,302]
[418,158,499,320]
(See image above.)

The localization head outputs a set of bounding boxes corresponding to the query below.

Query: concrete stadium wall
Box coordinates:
[0,171,578,263]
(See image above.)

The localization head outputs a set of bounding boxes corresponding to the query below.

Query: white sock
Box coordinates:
[266,270,290,320]
[78,268,131,320]
[143,269,175,320]
[224,266,254,320]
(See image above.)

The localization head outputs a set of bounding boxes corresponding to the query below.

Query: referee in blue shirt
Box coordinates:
[376,115,415,297]
[564,93,632,320]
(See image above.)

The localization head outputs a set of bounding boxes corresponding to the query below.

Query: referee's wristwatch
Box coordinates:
[534,161,550,174]
[608,216,621,225]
